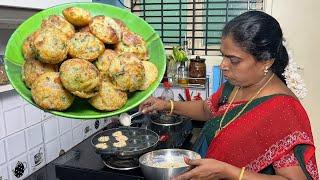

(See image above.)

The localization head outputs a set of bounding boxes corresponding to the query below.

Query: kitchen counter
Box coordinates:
[25,121,203,180]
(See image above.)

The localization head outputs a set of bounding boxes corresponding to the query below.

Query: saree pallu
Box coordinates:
[193,82,319,179]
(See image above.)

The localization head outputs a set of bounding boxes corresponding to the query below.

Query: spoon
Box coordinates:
[119,111,142,126]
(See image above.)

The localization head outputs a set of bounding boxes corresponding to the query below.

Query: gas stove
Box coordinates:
[53,115,195,180]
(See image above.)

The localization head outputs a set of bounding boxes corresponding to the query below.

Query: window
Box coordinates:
[130,0,264,55]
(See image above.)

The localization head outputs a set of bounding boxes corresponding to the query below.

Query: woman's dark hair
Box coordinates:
[222,11,288,83]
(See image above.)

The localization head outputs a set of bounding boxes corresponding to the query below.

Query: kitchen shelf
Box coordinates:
[0,84,14,92]
[159,76,210,98]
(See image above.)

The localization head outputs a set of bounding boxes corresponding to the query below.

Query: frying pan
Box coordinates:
[91,127,159,158]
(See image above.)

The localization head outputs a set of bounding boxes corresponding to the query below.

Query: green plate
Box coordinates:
[4,2,165,119]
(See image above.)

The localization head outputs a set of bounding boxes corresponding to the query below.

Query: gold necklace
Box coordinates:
[215,73,275,138]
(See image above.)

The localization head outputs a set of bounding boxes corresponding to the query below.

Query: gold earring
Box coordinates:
[264,67,269,76]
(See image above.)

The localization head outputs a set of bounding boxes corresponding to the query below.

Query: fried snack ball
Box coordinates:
[113,141,127,148]
[88,80,127,111]
[139,61,158,90]
[114,18,129,32]
[22,59,57,89]
[108,53,145,92]
[95,143,108,149]
[89,15,121,44]
[31,72,74,111]
[115,135,128,142]
[68,32,105,61]
[22,30,40,60]
[41,15,75,39]
[62,6,92,27]
[33,27,68,64]
[60,58,101,98]
[112,131,123,137]
[95,49,118,80]
[98,136,110,142]
[115,30,148,60]
[78,25,91,33]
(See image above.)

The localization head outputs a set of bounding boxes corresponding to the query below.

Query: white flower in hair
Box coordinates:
[282,40,308,99]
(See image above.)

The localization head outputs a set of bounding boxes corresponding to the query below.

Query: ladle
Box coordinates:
[119,111,142,126]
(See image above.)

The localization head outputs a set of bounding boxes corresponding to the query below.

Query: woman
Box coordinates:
[139,11,318,179]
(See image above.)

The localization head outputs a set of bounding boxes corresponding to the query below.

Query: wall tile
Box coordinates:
[0,165,9,180]
[0,140,6,165]
[5,131,26,161]
[43,117,59,143]
[41,111,53,121]
[0,111,5,139]
[57,117,72,135]
[26,124,43,150]
[44,138,60,163]
[83,120,95,139]
[1,91,23,111]
[9,154,29,180]
[60,131,73,152]
[4,107,25,136]
[28,145,45,173]
[71,119,82,128]
[72,124,84,146]
[24,104,42,127]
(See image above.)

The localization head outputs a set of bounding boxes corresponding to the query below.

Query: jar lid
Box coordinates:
[191,56,206,62]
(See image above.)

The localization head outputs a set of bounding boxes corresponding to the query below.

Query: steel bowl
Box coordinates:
[139,149,201,180]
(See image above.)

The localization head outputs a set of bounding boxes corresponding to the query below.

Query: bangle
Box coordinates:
[238,167,245,180]
[168,100,174,115]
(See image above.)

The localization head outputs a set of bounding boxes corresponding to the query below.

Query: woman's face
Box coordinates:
[220,36,270,87]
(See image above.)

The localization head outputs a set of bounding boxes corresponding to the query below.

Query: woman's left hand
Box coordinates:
[172,157,229,180]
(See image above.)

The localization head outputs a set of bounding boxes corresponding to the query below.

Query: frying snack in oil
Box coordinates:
[95,143,108,149]
[98,136,110,142]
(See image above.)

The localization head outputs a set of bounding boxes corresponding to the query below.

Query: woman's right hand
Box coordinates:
[139,96,170,114]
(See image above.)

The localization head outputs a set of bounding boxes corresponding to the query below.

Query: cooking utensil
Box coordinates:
[4,2,166,119]
[149,113,192,148]
[119,111,142,126]
[139,149,201,180]
[184,88,191,101]
[178,93,185,101]
[91,127,159,158]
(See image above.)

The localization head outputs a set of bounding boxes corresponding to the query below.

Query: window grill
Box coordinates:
[130,0,264,55]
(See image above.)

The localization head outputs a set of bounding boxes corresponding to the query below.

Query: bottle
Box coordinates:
[177,62,188,85]
[177,38,189,86]
[160,81,174,101]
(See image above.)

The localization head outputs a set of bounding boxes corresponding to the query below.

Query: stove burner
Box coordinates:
[102,156,139,170]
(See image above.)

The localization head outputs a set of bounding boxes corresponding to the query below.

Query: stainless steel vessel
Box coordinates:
[139,149,201,180]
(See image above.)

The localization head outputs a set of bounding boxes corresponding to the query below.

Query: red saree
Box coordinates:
[203,83,318,179]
